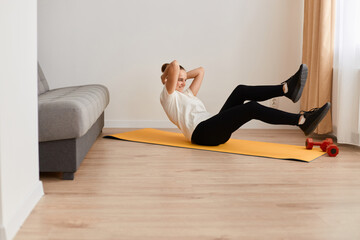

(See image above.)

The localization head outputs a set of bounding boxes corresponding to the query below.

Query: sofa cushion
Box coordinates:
[38,84,110,142]
[38,63,49,95]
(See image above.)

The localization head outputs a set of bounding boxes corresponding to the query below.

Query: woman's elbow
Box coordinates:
[199,66,205,74]
[170,60,179,67]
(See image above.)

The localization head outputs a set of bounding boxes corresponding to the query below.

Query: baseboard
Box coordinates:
[105,120,297,130]
[2,181,44,240]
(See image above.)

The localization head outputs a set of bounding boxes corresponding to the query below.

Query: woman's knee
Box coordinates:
[245,101,269,120]
[244,100,260,107]
[244,101,261,114]
[230,85,247,101]
[234,84,246,93]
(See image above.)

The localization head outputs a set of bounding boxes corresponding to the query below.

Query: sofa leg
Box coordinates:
[62,172,75,180]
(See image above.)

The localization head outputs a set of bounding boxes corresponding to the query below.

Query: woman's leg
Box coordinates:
[220,64,308,112]
[219,84,284,113]
[192,101,300,146]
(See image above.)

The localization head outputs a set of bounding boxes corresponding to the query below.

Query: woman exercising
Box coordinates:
[160,60,330,146]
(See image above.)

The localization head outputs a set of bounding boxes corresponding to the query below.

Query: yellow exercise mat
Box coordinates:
[104,128,325,162]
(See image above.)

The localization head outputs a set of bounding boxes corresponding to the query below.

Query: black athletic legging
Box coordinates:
[191,84,301,146]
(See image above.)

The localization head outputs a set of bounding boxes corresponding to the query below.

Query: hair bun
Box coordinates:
[161,63,169,72]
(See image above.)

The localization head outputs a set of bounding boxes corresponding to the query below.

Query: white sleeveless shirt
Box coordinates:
[160,86,212,141]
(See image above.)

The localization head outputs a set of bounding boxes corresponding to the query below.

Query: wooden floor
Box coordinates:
[15,128,360,240]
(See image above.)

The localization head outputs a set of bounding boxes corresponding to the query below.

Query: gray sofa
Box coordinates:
[38,63,109,180]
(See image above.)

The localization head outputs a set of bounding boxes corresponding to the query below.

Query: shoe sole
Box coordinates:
[291,64,308,103]
[304,102,331,135]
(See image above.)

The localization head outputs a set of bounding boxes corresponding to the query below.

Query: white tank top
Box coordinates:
[160,86,212,141]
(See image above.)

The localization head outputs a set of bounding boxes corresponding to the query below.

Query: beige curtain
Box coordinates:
[301,0,335,134]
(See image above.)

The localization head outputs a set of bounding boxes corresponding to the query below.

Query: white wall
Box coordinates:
[38,0,304,129]
[0,0,44,239]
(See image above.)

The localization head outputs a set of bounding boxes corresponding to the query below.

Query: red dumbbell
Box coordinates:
[305,138,339,157]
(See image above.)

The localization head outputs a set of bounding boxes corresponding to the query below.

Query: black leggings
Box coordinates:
[191,84,301,146]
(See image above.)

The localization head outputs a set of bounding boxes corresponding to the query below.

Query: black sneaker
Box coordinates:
[282,64,308,103]
[299,102,331,135]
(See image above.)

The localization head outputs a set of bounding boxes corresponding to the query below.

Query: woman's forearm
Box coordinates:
[186,67,204,79]
[164,60,180,94]
[188,67,204,96]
